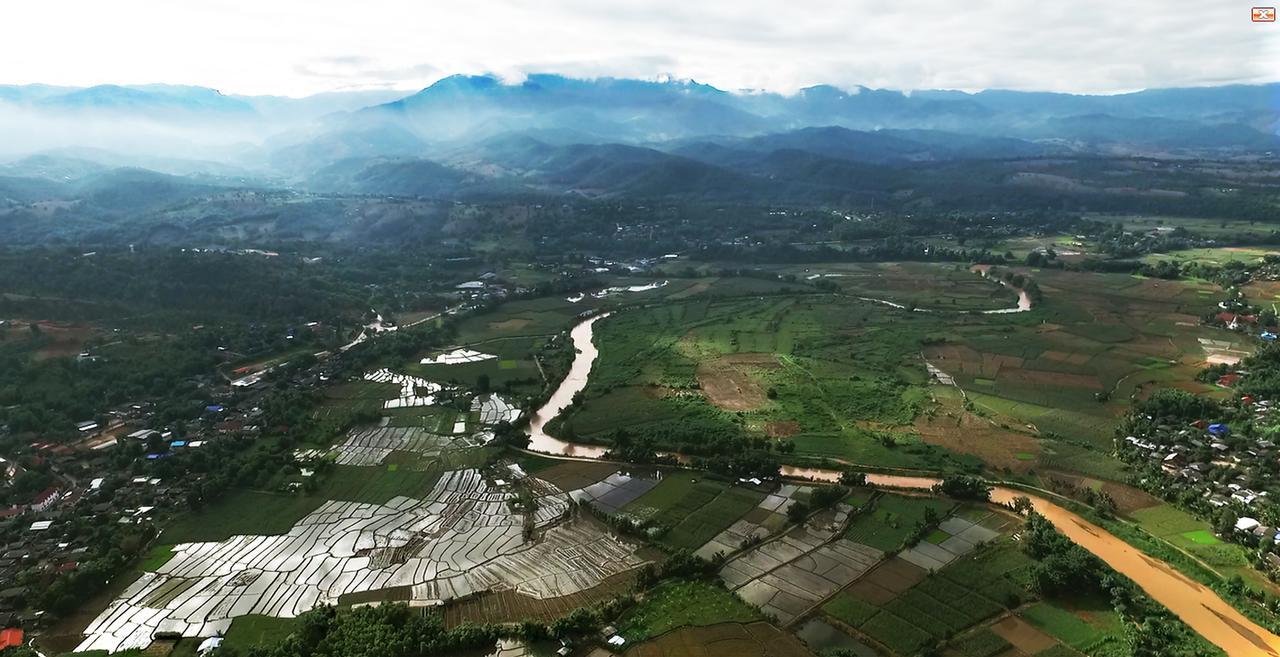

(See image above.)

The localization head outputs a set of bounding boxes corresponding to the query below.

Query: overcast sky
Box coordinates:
[3,0,1277,97]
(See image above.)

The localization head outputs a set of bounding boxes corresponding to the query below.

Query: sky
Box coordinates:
[2,0,1277,97]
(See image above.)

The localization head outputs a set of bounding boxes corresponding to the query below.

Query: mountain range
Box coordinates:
[0,74,1276,243]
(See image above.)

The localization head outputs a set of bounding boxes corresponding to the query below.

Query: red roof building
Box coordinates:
[1218,373,1244,388]
[1216,312,1258,325]
[29,487,61,513]
[0,628,24,650]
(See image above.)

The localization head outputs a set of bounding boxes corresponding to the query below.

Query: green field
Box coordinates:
[1139,245,1280,266]
[824,540,1045,657]
[844,494,955,552]
[162,490,328,543]
[948,628,1012,657]
[556,293,983,470]
[695,262,1020,312]
[1020,600,1125,656]
[161,449,493,543]
[516,267,1221,486]
[623,474,767,550]
[616,580,760,642]
[221,615,300,651]
[138,544,176,571]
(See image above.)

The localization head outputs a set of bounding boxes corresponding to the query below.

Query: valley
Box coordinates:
[1,71,1279,657]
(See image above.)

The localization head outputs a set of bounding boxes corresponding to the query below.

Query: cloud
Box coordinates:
[293,56,439,86]
[0,0,1275,96]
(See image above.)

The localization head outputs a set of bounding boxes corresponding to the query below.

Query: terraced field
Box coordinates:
[78,469,649,653]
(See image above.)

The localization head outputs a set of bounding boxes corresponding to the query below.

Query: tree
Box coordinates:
[934,475,991,501]
[1215,508,1239,538]
[839,470,867,487]
[1010,496,1034,515]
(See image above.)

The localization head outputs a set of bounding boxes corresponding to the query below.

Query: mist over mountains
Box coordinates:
[0,74,1276,244]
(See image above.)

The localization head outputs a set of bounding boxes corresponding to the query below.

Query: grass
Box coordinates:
[1181,529,1221,545]
[949,627,1012,657]
[823,592,881,627]
[825,541,1028,656]
[1020,600,1121,656]
[554,294,985,471]
[940,544,1035,607]
[622,474,770,550]
[162,490,327,543]
[221,615,300,651]
[616,580,760,642]
[844,494,955,552]
[469,267,1218,490]
[663,486,766,550]
[162,450,493,543]
[859,610,935,655]
[138,544,175,571]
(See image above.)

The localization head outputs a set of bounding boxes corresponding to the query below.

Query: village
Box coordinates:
[0,252,679,653]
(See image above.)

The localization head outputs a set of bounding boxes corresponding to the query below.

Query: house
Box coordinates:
[0,628,23,651]
[1217,373,1243,388]
[75,421,99,433]
[1208,423,1231,437]
[1235,517,1261,533]
[29,488,61,513]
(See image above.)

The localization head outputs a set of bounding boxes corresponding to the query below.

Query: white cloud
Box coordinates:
[1,0,1275,96]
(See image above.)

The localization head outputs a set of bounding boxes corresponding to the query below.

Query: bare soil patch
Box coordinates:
[444,569,638,626]
[697,355,773,411]
[1041,350,1091,366]
[668,282,712,300]
[990,616,1057,654]
[626,621,812,657]
[488,318,532,331]
[914,403,1041,473]
[765,421,801,438]
[532,461,618,490]
[849,557,928,603]
[998,368,1102,390]
[1044,471,1160,515]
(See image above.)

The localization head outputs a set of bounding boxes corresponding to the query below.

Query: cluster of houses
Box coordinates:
[1122,406,1280,537]
[0,360,306,636]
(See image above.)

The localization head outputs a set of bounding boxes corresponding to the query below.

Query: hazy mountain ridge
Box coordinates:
[0,74,1275,244]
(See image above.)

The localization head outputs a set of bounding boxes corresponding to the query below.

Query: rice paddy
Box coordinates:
[79,468,651,653]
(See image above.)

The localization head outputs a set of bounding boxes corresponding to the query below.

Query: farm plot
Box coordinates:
[570,471,662,514]
[442,567,640,627]
[763,262,1020,312]
[695,484,809,559]
[896,515,999,571]
[318,391,519,467]
[419,348,497,365]
[76,469,649,653]
[843,494,955,553]
[823,538,1035,656]
[320,427,456,467]
[623,475,768,552]
[793,617,876,657]
[364,368,442,409]
[617,580,762,642]
[472,393,522,426]
[623,621,813,657]
[720,504,883,624]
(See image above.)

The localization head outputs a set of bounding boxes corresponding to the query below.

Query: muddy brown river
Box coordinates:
[526,314,1280,657]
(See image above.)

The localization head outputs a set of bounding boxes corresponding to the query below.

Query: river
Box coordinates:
[525,313,1280,657]
[525,313,611,458]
